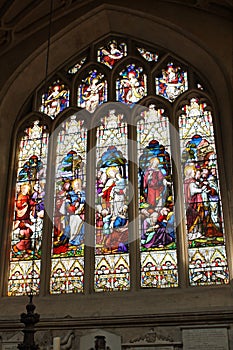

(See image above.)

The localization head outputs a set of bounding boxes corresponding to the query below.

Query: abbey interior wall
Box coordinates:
[0,1,232,348]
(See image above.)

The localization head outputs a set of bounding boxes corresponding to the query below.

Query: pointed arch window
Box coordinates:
[94,107,130,292]
[50,115,87,294]
[137,105,178,288]
[6,37,229,296]
[179,98,228,286]
[8,120,49,296]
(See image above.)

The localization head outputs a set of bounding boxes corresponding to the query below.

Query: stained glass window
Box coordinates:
[8,121,48,296]
[138,105,178,288]
[179,98,229,286]
[8,38,229,296]
[95,108,130,291]
[40,80,70,119]
[97,40,127,68]
[77,70,108,113]
[50,115,87,294]
[116,64,147,104]
[156,62,188,102]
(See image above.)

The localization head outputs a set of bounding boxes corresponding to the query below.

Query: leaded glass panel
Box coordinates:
[179,98,229,286]
[116,64,147,104]
[95,109,130,291]
[137,47,159,62]
[68,58,87,74]
[156,62,188,102]
[40,80,70,119]
[97,40,127,68]
[137,105,178,288]
[77,70,107,113]
[8,121,48,296]
[50,115,87,293]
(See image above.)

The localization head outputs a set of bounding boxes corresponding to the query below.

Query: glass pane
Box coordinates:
[77,70,107,113]
[156,62,188,102]
[179,98,229,286]
[137,47,159,62]
[116,64,147,104]
[68,57,86,74]
[138,105,178,288]
[95,109,130,291]
[8,121,48,296]
[50,115,87,294]
[40,80,70,119]
[97,40,127,68]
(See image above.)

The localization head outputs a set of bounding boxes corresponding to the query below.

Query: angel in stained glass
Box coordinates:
[42,82,69,117]
[118,64,145,104]
[156,63,187,101]
[79,71,106,113]
[99,40,125,68]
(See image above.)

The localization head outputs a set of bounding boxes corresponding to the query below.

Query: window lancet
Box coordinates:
[94,108,130,292]
[137,105,178,288]
[50,116,87,294]
[7,37,229,296]
[8,121,48,296]
[179,98,229,286]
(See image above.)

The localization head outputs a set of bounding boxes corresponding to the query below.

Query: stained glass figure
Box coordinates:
[40,80,69,118]
[137,104,178,288]
[68,57,86,74]
[8,121,48,296]
[137,47,159,62]
[77,70,107,113]
[116,64,147,104]
[156,62,188,102]
[50,116,87,294]
[95,109,130,291]
[97,40,127,68]
[179,98,229,286]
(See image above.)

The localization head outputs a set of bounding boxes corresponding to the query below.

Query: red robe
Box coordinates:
[143,168,164,207]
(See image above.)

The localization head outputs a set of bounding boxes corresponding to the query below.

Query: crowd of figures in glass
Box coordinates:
[97,39,127,69]
[156,62,188,102]
[40,80,69,119]
[51,116,87,293]
[137,105,178,288]
[95,109,130,291]
[8,121,48,295]
[116,64,147,104]
[78,70,107,113]
[179,98,229,285]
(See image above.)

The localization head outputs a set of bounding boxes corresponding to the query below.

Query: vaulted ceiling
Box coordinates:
[0,0,232,57]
